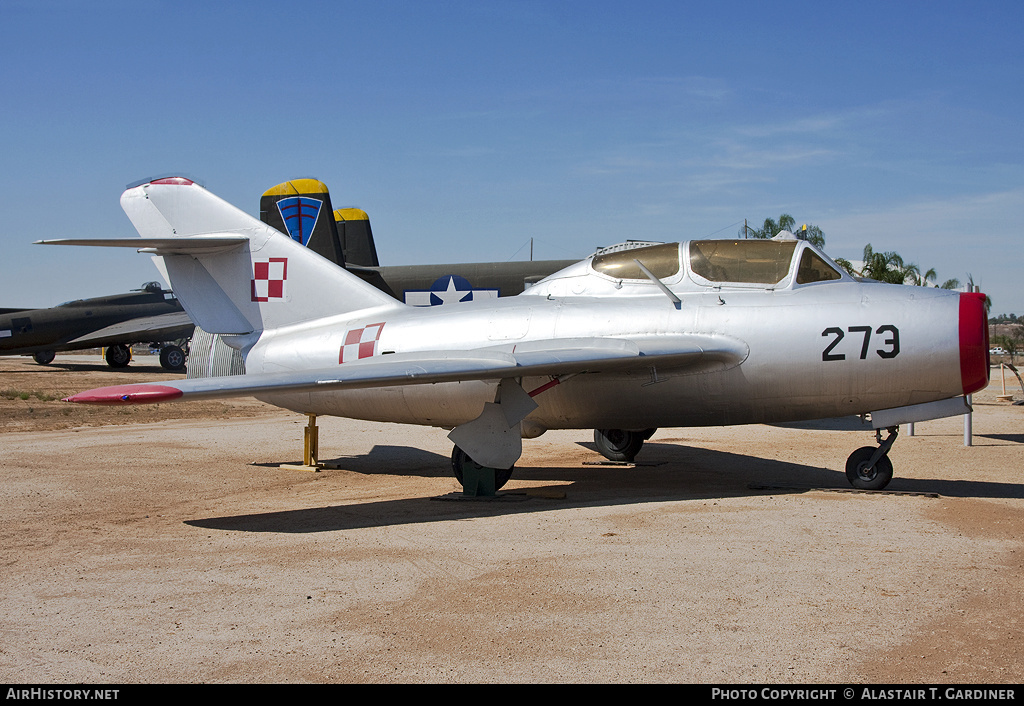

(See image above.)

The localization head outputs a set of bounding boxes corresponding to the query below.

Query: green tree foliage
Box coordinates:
[740,215,978,307]
[739,213,826,249]
[992,328,1023,364]
[838,244,966,291]
[857,244,921,284]
[990,313,1020,324]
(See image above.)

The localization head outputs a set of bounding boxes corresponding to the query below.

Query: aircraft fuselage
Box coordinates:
[245,279,980,433]
[0,290,189,356]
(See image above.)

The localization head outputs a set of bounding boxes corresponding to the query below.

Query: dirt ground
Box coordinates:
[1,353,1022,684]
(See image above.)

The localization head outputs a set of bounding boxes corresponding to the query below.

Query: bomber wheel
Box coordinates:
[32,351,56,365]
[159,345,186,371]
[594,428,647,462]
[845,446,894,490]
[451,446,514,491]
[104,344,132,368]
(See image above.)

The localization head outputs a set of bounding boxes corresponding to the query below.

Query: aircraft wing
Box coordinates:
[65,334,747,404]
[65,311,196,347]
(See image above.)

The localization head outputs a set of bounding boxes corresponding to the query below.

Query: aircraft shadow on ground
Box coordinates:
[252,445,454,479]
[976,433,1024,445]
[185,440,1024,534]
[34,362,175,375]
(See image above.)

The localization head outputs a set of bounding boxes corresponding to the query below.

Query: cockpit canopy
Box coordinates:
[592,242,681,280]
[592,239,841,287]
[526,237,847,299]
[689,240,841,285]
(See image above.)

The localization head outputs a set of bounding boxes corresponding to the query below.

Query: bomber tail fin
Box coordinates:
[259,179,347,266]
[258,178,382,269]
[334,207,380,267]
[120,177,401,336]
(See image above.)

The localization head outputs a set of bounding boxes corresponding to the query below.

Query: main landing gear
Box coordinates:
[158,344,186,371]
[104,344,132,368]
[451,446,515,495]
[845,426,898,490]
[103,343,187,370]
[32,350,56,365]
[449,426,661,496]
[593,428,657,463]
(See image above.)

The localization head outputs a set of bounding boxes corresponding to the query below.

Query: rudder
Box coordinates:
[121,177,401,336]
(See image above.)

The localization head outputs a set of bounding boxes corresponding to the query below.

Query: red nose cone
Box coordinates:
[959,292,989,396]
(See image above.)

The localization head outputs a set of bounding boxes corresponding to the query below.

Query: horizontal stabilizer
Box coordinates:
[45,178,404,336]
[36,236,249,255]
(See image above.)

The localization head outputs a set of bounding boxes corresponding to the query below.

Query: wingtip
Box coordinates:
[64,384,185,405]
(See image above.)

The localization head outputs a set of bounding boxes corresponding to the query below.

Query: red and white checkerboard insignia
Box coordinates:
[339,322,385,363]
[251,257,288,302]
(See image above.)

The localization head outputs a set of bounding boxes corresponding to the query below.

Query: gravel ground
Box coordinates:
[1,354,1022,683]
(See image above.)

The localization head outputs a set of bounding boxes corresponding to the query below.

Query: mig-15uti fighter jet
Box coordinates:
[45,177,990,492]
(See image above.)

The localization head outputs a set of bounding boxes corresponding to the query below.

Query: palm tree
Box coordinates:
[739,214,826,248]
[855,245,945,287]
[859,244,911,284]
[910,267,938,287]
[827,243,968,295]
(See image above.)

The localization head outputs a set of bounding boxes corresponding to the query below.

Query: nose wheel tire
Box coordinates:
[845,446,894,490]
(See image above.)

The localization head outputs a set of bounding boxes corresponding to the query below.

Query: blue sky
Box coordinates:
[1,0,1021,312]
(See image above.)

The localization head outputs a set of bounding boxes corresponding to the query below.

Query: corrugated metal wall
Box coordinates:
[186,326,246,378]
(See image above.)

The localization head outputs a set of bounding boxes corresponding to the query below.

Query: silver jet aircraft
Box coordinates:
[50,177,990,492]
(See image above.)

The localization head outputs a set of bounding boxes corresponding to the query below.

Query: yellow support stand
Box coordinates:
[303,413,319,467]
[280,414,326,472]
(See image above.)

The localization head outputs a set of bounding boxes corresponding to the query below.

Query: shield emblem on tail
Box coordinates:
[276,197,323,246]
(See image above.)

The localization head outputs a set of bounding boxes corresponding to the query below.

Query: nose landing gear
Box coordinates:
[845,426,898,490]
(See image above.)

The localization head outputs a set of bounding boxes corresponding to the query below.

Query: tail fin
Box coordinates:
[258,178,382,269]
[120,177,401,335]
[334,207,380,267]
[259,179,346,266]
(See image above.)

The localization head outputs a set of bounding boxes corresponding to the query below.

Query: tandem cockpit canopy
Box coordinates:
[525,235,847,299]
[589,237,843,289]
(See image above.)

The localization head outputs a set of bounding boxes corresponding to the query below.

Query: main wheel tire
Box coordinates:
[845,446,894,490]
[594,428,645,462]
[450,446,514,490]
[104,344,131,368]
[32,350,56,365]
[159,345,186,371]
